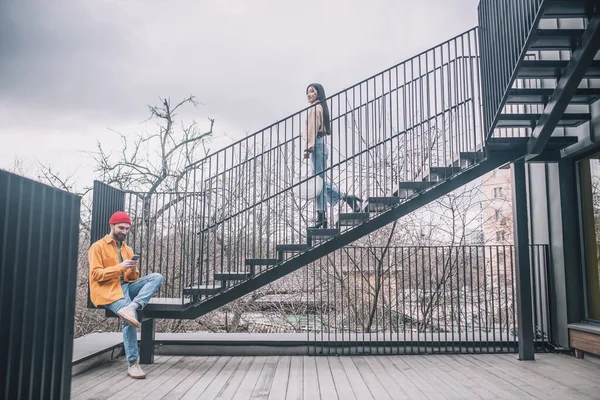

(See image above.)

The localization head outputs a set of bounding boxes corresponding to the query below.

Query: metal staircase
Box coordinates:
[91,0,600,323]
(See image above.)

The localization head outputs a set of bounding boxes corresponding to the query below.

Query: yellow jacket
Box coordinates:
[88,235,140,306]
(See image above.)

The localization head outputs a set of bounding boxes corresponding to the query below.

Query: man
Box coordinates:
[88,211,163,379]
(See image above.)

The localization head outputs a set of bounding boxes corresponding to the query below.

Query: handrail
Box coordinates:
[185,27,479,171]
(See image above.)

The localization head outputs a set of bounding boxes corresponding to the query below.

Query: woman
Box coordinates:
[302,83,362,229]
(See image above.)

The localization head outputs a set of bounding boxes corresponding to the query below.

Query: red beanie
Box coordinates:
[109,211,132,225]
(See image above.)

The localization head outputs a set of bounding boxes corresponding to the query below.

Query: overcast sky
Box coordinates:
[0,0,480,185]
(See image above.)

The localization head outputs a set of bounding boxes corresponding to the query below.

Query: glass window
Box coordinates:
[579,156,600,321]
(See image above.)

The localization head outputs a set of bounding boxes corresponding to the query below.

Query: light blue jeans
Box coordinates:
[103,273,163,364]
[311,136,343,211]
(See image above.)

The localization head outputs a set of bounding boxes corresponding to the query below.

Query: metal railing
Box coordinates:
[478,0,546,138]
[90,29,485,308]
[191,29,484,297]
[302,245,552,355]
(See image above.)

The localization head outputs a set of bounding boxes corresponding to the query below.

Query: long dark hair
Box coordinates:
[307,83,330,134]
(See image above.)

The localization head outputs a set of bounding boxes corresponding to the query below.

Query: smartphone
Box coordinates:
[131,255,140,261]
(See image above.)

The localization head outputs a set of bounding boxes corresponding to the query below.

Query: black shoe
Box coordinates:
[310,211,328,229]
[344,195,363,212]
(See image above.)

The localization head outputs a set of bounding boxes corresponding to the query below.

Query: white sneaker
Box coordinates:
[117,305,140,328]
[127,362,146,379]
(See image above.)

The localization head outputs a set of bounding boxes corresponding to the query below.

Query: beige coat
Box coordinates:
[301,103,325,152]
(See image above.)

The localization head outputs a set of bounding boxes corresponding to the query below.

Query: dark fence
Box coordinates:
[478,0,546,138]
[301,245,551,355]
[90,181,205,303]
[0,170,81,400]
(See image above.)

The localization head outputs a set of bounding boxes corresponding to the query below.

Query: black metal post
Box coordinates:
[139,316,155,364]
[511,162,535,360]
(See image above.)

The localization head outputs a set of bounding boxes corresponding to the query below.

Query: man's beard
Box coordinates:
[115,233,126,242]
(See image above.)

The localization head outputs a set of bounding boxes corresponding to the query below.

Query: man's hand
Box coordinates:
[303,150,311,160]
[122,259,138,270]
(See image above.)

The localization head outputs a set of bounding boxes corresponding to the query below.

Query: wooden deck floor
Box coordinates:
[71,353,600,399]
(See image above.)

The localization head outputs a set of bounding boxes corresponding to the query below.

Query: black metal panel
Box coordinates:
[88,181,124,309]
[90,180,125,244]
[478,0,546,137]
[0,170,81,400]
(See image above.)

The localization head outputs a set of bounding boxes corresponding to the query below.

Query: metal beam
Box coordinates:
[527,12,600,156]
[139,317,155,364]
[511,162,535,360]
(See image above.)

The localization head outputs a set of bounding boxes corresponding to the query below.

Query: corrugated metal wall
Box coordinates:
[0,170,81,400]
[90,180,124,244]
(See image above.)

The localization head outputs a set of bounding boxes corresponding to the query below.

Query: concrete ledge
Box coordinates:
[568,322,600,335]
[72,332,123,376]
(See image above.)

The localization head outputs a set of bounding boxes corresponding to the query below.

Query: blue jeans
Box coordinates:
[311,136,343,211]
[103,273,163,364]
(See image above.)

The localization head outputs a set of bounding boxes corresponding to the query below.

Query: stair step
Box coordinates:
[307,228,340,239]
[485,136,578,152]
[365,196,400,211]
[276,244,309,253]
[506,88,600,105]
[245,258,278,266]
[183,283,222,296]
[517,60,600,79]
[542,0,590,19]
[214,272,253,280]
[497,113,591,128]
[427,167,463,181]
[394,182,434,198]
[530,29,583,51]
[338,212,370,226]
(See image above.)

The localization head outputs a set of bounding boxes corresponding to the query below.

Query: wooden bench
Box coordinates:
[568,323,600,359]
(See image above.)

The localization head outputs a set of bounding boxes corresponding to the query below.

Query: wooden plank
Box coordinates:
[314,357,338,400]
[144,357,208,399]
[159,357,213,399]
[372,356,426,399]
[443,355,531,400]
[350,357,392,399]
[386,356,449,399]
[71,360,131,396]
[362,356,417,399]
[535,353,600,381]
[401,356,459,400]
[199,357,244,399]
[339,356,374,400]
[284,356,303,400]
[302,356,321,400]
[570,328,600,357]
[111,356,186,399]
[498,354,600,395]
[471,354,583,399]
[326,357,356,400]
[570,329,600,343]
[180,356,232,400]
[233,356,267,400]
[267,356,291,400]
[215,357,255,400]
[430,355,502,399]
[409,356,468,399]
[251,356,279,399]
[71,356,173,400]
